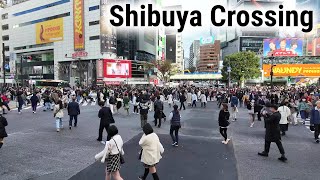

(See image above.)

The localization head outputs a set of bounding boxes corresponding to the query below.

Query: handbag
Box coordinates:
[310,124,315,131]
[113,139,125,164]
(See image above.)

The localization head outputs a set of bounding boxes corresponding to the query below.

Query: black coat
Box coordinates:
[68,101,80,116]
[0,115,8,138]
[98,107,115,125]
[218,110,230,127]
[265,111,281,142]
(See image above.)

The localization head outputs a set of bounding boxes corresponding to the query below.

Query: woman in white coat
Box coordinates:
[278,101,291,136]
[138,123,164,180]
[95,125,124,180]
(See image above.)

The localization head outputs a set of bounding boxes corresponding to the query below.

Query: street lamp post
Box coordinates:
[270,55,276,90]
[227,66,231,89]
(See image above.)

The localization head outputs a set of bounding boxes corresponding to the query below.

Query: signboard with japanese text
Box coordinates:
[73,0,85,50]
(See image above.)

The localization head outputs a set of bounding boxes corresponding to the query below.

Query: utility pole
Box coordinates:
[2,43,5,86]
[20,55,23,87]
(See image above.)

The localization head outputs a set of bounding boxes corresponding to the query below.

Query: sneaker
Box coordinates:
[172,142,177,146]
[316,139,319,143]
[174,143,179,147]
[258,152,268,157]
[250,123,254,128]
[221,140,226,144]
[18,112,21,114]
[225,139,230,144]
[34,111,36,114]
[278,156,288,162]
[33,111,35,113]
[138,176,144,180]
[100,141,106,145]
[56,129,60,132]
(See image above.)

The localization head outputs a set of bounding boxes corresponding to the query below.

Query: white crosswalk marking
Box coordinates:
[24,106,31,110]
[91,101,96,106]
[82,102,88,106]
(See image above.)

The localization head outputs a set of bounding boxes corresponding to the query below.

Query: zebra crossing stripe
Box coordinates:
[91,101,96,106]
[82,102,88,106]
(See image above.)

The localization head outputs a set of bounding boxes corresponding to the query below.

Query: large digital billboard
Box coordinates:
[263,64,320,77]
[263,38,304,57]
[103,59,132,78]
[74,0,85,50]
[100,0,117,54]
[36,18,63,44]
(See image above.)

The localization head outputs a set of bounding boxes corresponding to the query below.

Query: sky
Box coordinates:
[162,0,217,58]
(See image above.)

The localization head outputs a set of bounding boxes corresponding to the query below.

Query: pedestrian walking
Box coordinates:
[95,125,124,180]
[191,92,197,107]
[230,94,239,121]
[179,92,186,110]
[123,94,130,116]
[30,93,39,113]
[17,90,24,114]
[97,101,115,143]
[109,95,116,114]
[169,105,181,147]
[310,101,320,143]
[167,93,173,108]
[53,100,64,132]
[0,113,8,149]
[139,97,150,129]
[200,91,207,108]
[154,96,164,128]
[247,100,256,127]
[218,103,231,144]
[67,96,80,130]
[138,123,164,180]
[132,93,139,114]
[258,104,287,162]
[298,98,310,124]
[278,101,291,136]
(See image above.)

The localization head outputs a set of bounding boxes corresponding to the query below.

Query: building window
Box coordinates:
[1,13,8,20]
[4,46,9,51]
[2,24,9,30]
[14,43,53,50]
[89,36,100,40]
[13,0,70,16]
[89,20,100,26]
[2,35,9,41]
[13,13,70,28]
[89,5,99,11]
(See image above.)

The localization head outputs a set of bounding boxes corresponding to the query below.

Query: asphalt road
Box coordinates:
[1,100,319,180]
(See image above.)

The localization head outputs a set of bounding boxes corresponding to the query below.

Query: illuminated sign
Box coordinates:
[36,18,63,44]
[263,64,320,77]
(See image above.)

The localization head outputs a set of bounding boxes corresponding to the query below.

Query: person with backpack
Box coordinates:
[169,105,181,147]
[0,112,8,149]
[154,96,164,128]
[53,100,64,132]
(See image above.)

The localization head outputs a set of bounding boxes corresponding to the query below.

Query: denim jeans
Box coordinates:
[56,118,63,129]
[18,101,24,112]
[44,102,51,111]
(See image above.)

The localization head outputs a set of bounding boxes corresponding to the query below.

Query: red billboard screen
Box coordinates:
[103,59,132,78]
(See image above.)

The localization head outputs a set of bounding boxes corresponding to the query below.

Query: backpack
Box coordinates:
[155,100,163,111]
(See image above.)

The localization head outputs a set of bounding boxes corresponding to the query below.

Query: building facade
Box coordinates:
[1,0,158,86]
[197,40,220,73]
[188,40,200,69]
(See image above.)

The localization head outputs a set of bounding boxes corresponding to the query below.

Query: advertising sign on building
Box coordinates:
[263,38,304,57]
[96,60,104,78]
[263,64,320,77]
[200,36,215,45]
[239,37,264,53]
[74,0,85,51]
[103,59,132,78]
[36,18,63,44]
[100,0,117,54]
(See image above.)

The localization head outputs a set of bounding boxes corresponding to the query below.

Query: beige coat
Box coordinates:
[53,104,64,118]
[139,133,164,165]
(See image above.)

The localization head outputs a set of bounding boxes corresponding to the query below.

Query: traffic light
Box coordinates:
[288,76,291,83]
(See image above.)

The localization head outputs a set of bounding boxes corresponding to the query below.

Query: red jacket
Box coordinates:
[1,95,9,102]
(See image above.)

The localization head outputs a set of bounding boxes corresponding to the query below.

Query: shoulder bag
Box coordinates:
[113,139,125,164]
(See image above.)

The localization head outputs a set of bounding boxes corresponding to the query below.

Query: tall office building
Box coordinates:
[197,41,221,73]
[189,40,200,69]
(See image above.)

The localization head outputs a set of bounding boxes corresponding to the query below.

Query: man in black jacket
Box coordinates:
[179,92,186,110]
[67,96,80,129]
[97,101,115,142]
[258,104,287,162]
[0,113,8,149]
[154,96,164,128]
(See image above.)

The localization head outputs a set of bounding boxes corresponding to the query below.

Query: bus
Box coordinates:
[35,80,70,88]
